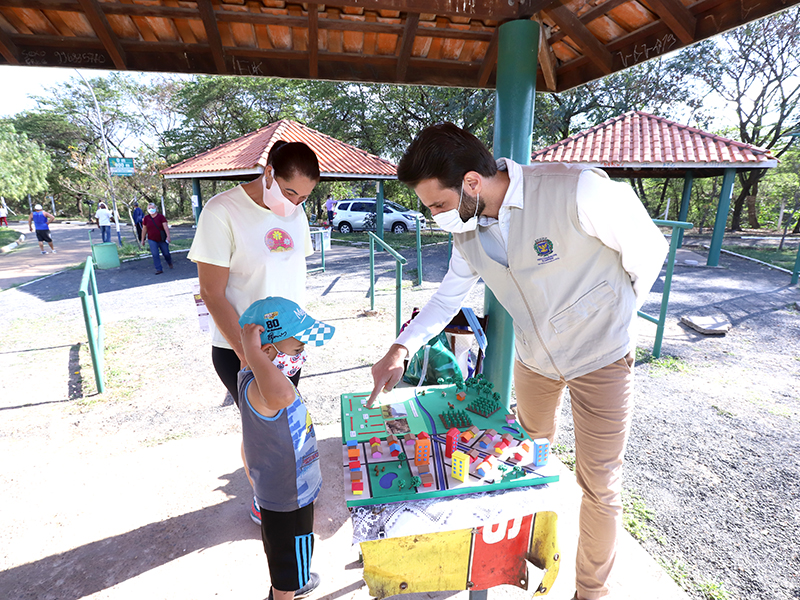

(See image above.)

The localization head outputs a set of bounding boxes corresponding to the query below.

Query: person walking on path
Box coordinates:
[0,203,8,227]
[132,201,144,242]
[28,204,56,254]
[189,141,320,408]
[141,202,172,274]
[367,123,669,600]
[324,194,337,227]
[94,202,114,243]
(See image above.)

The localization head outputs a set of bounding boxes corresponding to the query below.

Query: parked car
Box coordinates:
[332,198,426,234]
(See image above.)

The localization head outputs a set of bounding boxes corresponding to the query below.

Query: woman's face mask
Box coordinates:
[431,184,479,233]
[262,168,299,217]
[148,207,157,215]
[271,346,307,378]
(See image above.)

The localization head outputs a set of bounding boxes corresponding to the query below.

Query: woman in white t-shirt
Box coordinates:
[188,141,321,405]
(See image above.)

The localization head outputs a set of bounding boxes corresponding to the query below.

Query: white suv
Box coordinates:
[332,198,426,234]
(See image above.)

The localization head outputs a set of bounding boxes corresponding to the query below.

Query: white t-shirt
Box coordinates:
[0,206,7,217]
[95,208,112,226]
[188,185,313,350]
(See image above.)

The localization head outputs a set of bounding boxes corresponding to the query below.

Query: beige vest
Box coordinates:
[454,163,636,381]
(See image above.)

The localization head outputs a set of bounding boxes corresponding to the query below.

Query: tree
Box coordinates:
[0,123,52,207]
[680,7,800,230]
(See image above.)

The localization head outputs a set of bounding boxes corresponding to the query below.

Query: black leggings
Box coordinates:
[212,346,301,406]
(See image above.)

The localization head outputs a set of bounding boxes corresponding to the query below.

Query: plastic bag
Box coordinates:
[403,332,464,386]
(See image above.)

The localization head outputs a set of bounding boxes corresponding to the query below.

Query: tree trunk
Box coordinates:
[178,181,187,215]
[76,193,84,217]
[653,178,670,218]
[746,195,760,228]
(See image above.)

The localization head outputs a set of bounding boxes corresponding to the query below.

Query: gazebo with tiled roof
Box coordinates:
[531,110,778,266]
[161,119,397,224]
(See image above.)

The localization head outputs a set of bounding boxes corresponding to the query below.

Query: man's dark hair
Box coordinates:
[267,140,321,182]
[397,123,497,190]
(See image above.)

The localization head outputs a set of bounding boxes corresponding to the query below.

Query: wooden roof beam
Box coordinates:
[308,3,319,78]
[536,16,557,92]
[545,2,613,74]
[76,0,127,69]
[396,12,419,82]
[477,28,499,87]
[641,0,697,44]
[0,25,20,65]
[196,0,228,74]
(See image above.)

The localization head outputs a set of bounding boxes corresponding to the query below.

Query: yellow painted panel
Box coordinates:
[361,528,472,598]
[529,511,560,596]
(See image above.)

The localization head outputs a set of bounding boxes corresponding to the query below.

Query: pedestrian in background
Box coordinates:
[0,203,8,227]
[94,202,114,243]
[141,202,172,274]
[132,200,144,242]
[28,204,56,254]
[324,194,337,227]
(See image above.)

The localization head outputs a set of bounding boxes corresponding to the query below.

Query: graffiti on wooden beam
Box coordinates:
[618,33,677,68]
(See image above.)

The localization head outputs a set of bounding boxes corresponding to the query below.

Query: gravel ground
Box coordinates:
[1,234,798,600]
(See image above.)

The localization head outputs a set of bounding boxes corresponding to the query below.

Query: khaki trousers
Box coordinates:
[514,353,635,600]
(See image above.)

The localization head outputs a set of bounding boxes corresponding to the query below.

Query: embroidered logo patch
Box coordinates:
[534,237,559,265]
[265,228,294,252]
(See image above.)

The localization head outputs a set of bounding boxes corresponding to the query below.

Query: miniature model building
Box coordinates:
[340,378,559,507]
[533,438,550,467]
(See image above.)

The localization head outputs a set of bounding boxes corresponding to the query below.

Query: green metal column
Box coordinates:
[484,19,539,409]
[376,180,385,244]
[192,178,203,225]
[676,172,693,248]
[707,168,736,267]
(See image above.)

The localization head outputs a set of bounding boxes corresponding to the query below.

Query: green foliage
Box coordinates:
[551,443,575,471]
[622,489,661,542]
[0,123,52,200]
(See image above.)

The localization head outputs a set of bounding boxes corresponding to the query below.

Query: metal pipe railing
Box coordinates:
[368,232,407,336]
[308,229,326,274]
[415,216,423,285]
[638,219,693,358]
[78,256,105,393]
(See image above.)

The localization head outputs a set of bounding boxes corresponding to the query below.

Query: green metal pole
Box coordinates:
[676,172,693,249]
[192,178,203,225]
[416,216,422,285]
[369,237,375,310]
[651,224,682,358]
[485,18,539,409]
[396,262,403,336]
[707,168,736,267]
[792,244,800,286]
[376,180,385,247]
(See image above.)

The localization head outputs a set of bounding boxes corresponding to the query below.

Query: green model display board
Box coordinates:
[341,377,559,507]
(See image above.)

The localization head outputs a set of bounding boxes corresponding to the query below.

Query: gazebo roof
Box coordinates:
[160,119,397,181]
[0,0,797,92]
[531,111,778,178]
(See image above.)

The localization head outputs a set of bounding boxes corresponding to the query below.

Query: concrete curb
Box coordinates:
[0,232,25,254]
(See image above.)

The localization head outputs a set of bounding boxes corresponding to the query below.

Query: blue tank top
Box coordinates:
[32,211,49,230]
[238,369,322,512]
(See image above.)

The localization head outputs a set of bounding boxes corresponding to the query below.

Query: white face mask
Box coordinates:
[262,168,299,217]
[271,347,307,378]
[432,183,480,233]
[147,208,156,215]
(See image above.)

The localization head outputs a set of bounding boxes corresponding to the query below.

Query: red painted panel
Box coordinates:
[468,514,533,590]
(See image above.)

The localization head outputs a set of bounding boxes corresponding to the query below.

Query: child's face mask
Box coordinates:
[271,346,307,377]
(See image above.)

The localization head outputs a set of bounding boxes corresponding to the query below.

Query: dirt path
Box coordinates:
[0,235,798,600]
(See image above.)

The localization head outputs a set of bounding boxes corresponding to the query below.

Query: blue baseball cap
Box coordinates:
[239,297,335,347]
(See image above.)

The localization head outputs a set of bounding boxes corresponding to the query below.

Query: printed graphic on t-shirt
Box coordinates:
[265,228,294,252]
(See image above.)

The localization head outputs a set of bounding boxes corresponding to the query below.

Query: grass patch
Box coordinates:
[331,229,450,249]
[711,404,735,418]
[622,489,662,542]
[116,238,193,260]
[0,228,20,246]
[722,245,797,271]
[143,431,191,447]
[658,558,731,600]
[551,443,575,471]
[647,354,691,376]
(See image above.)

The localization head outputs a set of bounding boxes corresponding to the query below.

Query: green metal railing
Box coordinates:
[638,219,693,358]
[792,244,799,286]
[78,256,105,393]
[308,230,326,274]
[415,216,423,285]
[368,232,407,336]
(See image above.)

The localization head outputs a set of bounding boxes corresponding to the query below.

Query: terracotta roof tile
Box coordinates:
[161,120,396,179]
[531,111,777,170]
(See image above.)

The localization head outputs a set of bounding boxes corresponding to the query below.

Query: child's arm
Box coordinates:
[241,324,296,415]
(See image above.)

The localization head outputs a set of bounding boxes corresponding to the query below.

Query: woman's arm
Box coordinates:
[197,261,247,363]
[161,219,170,243]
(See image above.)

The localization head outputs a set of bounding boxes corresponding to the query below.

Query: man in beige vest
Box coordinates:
[368,123,668,600]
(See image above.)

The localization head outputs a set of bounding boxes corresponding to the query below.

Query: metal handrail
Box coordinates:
[638,219,693,358]
[308,229,327,274]
[415,216,423,285]
[368,232,407,336]
[78,256,105,393]
[792,243,799,286]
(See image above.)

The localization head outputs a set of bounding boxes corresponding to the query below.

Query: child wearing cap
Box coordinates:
[238,296,335,600]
